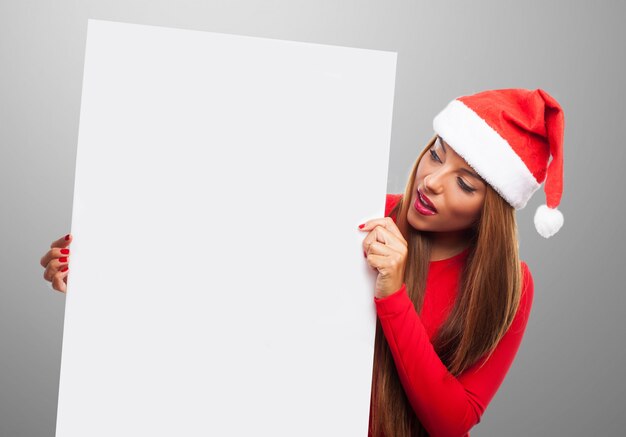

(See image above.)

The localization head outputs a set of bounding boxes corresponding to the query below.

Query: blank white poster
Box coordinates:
[56,19,397,436]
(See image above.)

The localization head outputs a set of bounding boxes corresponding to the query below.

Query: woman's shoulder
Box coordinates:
[385,193,403,218]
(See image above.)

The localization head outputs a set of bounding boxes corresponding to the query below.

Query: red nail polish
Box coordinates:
[65,234,70,241]
[358,224,365,229]
[61,249,69,254]
[59,257,68,263]
[61,266,69,272]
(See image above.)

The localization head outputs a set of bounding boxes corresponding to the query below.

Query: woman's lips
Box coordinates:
[414,188,438,215]
[418,189,437,211]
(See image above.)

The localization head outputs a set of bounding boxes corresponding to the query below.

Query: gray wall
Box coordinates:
[1,0,623,435]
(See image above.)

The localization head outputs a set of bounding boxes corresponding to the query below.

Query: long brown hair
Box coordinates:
[369,134,524,437]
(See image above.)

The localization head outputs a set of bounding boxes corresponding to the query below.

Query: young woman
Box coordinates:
[40,88,564,437]
[359,88,565,436]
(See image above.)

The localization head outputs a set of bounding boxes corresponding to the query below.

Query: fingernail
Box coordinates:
[61,249,69,254]
[358,223,365,229]
[65,234,70,241]
[59,257,68,263]
[61,266,69,272]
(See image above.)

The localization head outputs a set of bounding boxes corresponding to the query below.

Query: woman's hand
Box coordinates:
[359,218,408,299]
[40,234,72,293]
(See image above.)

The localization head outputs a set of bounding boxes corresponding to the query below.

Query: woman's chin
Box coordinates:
[407,209,431,231]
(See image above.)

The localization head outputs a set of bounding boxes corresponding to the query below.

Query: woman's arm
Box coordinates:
[374,262,534,437]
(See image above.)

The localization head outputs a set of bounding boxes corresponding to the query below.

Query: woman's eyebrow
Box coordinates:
[461,167,482,180]
[438,137,482,180]
[438,136,447,154]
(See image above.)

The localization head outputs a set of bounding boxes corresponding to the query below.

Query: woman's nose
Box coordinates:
[423,173,442,195]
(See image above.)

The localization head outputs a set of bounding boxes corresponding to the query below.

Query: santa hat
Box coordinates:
[432,88,565,238]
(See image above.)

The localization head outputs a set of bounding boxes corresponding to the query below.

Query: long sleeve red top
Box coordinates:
[368,194,534,437]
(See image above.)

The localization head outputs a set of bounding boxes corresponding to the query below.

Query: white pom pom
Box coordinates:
[534,204,564,238]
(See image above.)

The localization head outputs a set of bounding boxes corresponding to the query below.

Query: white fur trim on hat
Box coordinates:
[433,99,541,210]
[534,204,564,238]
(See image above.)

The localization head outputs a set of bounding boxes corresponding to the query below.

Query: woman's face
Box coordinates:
[408,136,487,234]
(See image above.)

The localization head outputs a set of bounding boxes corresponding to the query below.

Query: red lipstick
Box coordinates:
[414,188,438,215]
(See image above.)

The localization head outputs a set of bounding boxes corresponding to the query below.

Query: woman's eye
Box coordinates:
[458,178,475,193]
[429,149,441,162]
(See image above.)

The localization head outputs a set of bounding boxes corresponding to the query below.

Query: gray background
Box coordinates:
[1,0,623,436]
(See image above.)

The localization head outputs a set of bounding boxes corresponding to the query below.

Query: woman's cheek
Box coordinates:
[447,197,478,221]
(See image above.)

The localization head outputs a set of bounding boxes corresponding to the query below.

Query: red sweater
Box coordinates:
[368,194,534,437]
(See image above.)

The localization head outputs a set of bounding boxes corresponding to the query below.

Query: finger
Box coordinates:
[362,228,386,255]
[363,226,406,255]
[366,249,406,277]
[358,218,405,243]
[50,233,72,250]
[366,240,402,258]
[41,236,72,268]
[50,267,69,293]
[43,256,70,282]
[361,225,392,256]
[41,249,70,273]
[365,253,394,273]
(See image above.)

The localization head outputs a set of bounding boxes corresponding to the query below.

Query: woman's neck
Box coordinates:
[428,230,473,261]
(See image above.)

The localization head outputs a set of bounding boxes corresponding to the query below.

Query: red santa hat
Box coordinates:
[432,88,565,238]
